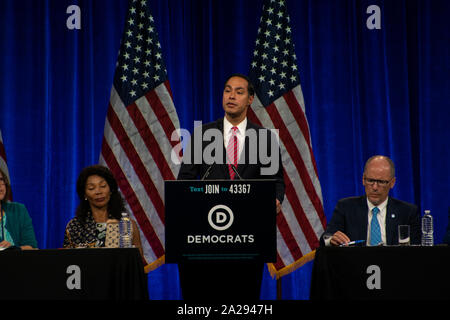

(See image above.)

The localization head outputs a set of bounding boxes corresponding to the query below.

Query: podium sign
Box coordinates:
[165,180,276,262]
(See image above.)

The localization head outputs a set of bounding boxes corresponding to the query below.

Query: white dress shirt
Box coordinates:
[223,117,246,163]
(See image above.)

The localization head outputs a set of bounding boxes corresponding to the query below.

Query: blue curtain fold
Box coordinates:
[0,0,448,300]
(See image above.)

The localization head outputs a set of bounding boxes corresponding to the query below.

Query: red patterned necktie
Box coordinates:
[226,127,239,180]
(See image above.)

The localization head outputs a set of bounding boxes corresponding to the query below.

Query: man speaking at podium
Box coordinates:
[177,73,285,301]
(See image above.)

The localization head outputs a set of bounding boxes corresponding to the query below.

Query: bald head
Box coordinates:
[363,155,395,178]
[362,155,396,206]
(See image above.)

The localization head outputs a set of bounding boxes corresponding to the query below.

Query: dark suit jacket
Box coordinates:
[177,118,285,202]
[320,196,421,246]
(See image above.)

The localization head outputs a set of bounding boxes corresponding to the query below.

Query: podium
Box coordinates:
[165,179,277,300]
[165,179,276,262]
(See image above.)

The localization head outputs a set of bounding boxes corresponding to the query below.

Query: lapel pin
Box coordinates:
[391,214,396,218]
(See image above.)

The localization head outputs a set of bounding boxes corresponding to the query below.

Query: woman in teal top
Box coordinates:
[0,168,38,249]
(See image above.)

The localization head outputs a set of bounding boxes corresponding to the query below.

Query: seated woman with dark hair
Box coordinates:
[63,165,143,256]
[0,167,38,250]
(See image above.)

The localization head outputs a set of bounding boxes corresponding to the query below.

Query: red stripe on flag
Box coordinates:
[146,83,178,150]
[273,252,286,271]
[247,107,262,126]
[283,172,320,249]
[247,106,318,254]
[164,80,175,103]
[107,103,165,223]
[0,142,6,161]
[276,205,304,262]
[101,138,165,257]
[126,103,175,180]
[265,102,325,225]
[283,90,320,178]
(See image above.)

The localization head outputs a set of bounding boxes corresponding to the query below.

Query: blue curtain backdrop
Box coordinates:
[0,0,448,299]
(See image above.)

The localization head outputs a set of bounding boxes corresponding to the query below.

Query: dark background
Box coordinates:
[0,0,448,299]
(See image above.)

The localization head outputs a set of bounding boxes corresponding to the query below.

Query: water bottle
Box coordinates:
[421,210,433,246]
[119,212,133,248]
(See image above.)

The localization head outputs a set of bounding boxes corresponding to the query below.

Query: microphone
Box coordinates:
[231,164,243,180]
[201,164,213,180]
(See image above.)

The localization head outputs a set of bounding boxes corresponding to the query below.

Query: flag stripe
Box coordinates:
[129,100,175,181]
[248,0,326,277]
[101,136,165,258]
[283,88,321,183]
[281,193,313,255]
[100,1,181,268]
[99,152,158,264]
[106,90,166,211]
[245,107,302,267]
[105,98,168,260]
[146,85,179,150]
[282,171,319,249]
[99,136,162,264]
[135,85,180,176]
[274,252,285,270]
[265,101,324,221]
[272,95,327,230]
[101,113,166,245]
[106,101,165,223]
[249,102,320,249]
[0,143,6,162]
[155,81,181,137]
[104,115,164,241]
[247,105,314,255]
[276,209,303,266]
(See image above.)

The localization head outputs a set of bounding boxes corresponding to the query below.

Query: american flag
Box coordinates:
[100,0,181,271]
[248,0,327,278]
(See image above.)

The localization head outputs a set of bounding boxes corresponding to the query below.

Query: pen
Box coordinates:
[340,240,365,247]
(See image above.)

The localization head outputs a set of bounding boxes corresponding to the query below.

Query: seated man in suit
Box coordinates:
[177,73,285,301]
[321,155,420,246]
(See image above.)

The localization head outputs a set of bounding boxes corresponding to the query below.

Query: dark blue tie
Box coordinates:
[370,207,382,246]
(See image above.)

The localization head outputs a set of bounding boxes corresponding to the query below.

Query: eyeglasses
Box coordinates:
[364,177,392,186]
